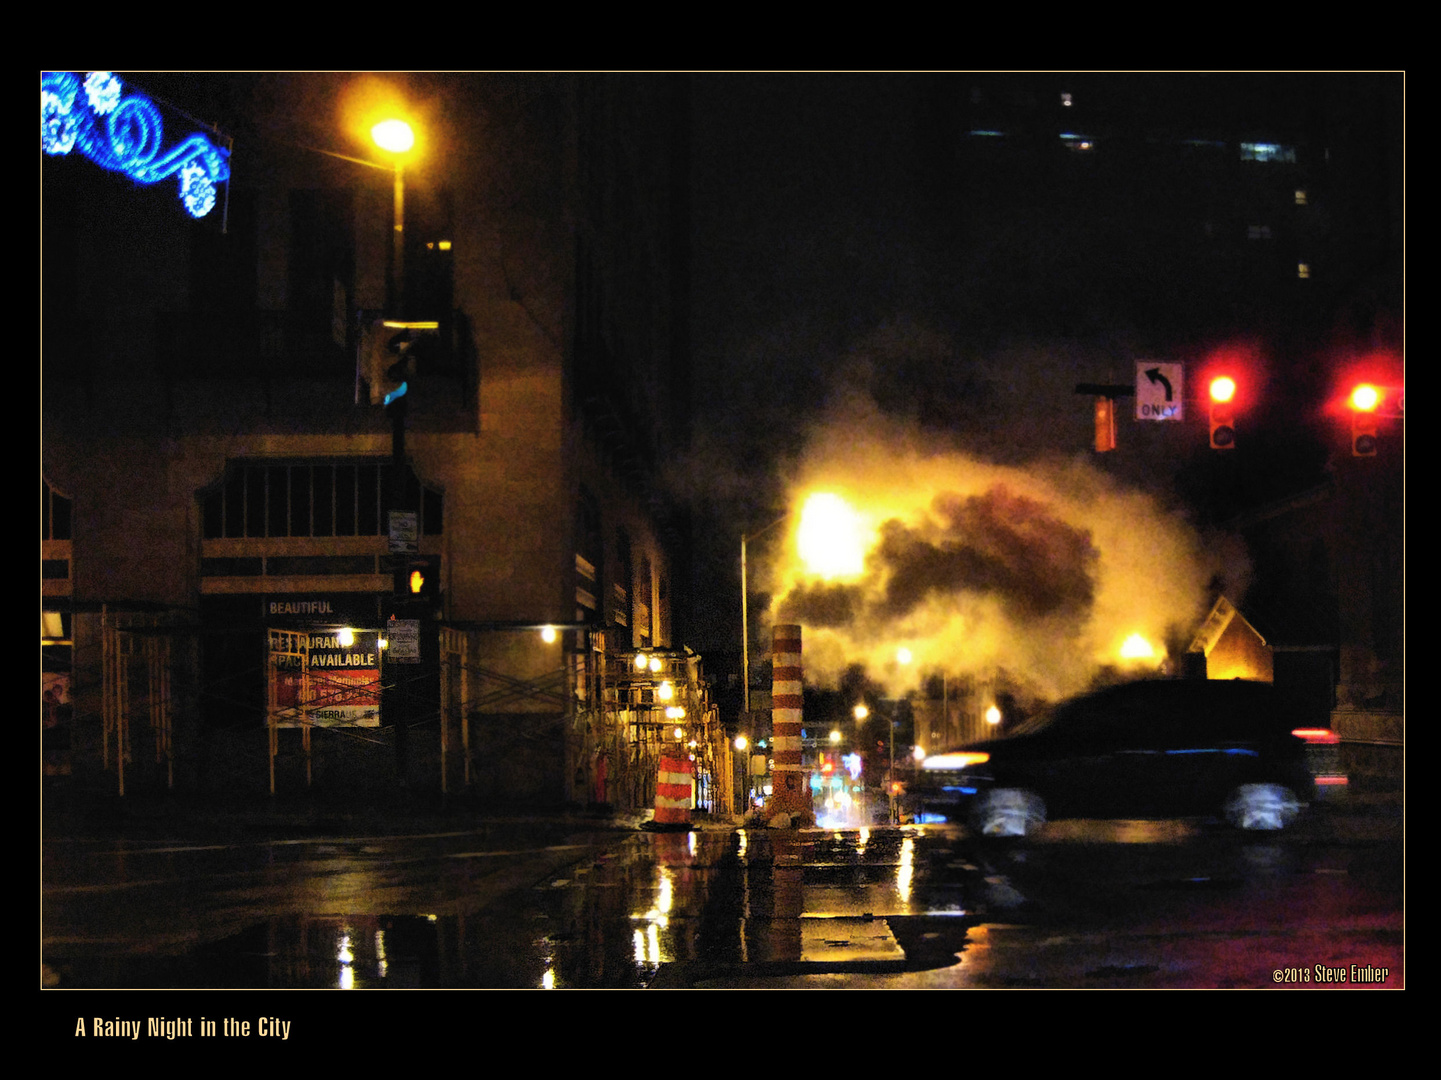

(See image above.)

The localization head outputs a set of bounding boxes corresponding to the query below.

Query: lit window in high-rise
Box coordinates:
[1295,189,1308,205]
[1240,142,1297,163]
[1297,262,1311,279]
[1060,92,1073,107]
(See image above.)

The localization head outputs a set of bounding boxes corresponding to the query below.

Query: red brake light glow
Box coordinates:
[923,751,990,770]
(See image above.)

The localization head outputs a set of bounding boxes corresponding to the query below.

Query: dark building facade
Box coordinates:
[42,72,721,807]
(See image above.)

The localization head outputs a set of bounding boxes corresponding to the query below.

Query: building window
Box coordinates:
[43,479,72,541]
[1240,142,1297,163]
[43,479,73,594]
[201,461,442,540]
[1297,262,1311,279]
[613,528,632,633]
[1294,189,1308,205]
[1247,225,1273,240]
[576,487,603,623]
[636,554,654,646]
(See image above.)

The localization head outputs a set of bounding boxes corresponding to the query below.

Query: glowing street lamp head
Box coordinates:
[796,492,866,579]
[371,119,415,155]
[1119,633,1156,660]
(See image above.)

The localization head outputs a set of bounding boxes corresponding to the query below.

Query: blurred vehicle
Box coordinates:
[1291,726,1350,799]
[908,679,1318,836]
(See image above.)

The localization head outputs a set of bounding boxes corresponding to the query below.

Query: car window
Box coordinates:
[1011,680,1296,747]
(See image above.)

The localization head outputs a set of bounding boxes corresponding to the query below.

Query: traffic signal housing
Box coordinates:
[1349,383,1380,456]
[1094,396,1116,453]
[1209,376,1236,450]
[363,320,438,414]
[394,555,440,603]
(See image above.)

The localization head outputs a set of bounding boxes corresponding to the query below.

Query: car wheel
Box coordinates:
[1224,783,1301,831]
[972,789,1046,837]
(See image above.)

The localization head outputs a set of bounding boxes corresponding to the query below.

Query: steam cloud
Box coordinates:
[762,394,1245,702]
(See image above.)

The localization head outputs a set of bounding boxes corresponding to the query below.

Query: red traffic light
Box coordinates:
[1349,384,1381,412]
[1208,376,1236,449]
[1349,384,1380,456]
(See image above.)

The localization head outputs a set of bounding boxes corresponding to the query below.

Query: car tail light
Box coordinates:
[923,751,990,771]
[1293,729,1348,790]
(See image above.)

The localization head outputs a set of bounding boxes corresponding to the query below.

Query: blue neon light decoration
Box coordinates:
[41,71,229,218]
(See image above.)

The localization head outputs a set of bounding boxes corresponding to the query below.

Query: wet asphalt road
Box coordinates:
[42,794,1403,991]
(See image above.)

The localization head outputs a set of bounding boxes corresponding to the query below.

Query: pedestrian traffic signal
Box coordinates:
[1209,376,1237,450]
[393,555,440,602]
[1349,383,1380,456]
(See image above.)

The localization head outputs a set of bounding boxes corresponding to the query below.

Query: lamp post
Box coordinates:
[740,513,790,715]
[371,118,414,318]
[370,116,418,788]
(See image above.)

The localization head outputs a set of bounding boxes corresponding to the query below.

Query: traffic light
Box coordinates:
[1209,376,1236,449]
[394,555,440,602]
[363,320,438,414]
[1349,383,1380,456]
[363,319,414,410]
[1094,396,1116,453]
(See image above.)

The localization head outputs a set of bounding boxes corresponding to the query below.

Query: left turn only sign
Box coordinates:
[1136,362,1184,421]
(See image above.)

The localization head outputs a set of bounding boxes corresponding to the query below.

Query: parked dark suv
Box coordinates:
[910,679,1316,836]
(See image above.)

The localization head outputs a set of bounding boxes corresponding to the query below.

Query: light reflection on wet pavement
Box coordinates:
[43,808,1403,989]
[44,825,965,988]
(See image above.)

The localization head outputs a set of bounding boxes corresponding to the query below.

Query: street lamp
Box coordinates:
[371,118,415,319]
[740,513,790,714]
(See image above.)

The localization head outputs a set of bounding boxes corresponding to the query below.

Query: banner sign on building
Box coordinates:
[269,628,382,728]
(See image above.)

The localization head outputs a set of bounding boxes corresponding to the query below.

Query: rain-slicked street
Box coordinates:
[43,794,1402,990]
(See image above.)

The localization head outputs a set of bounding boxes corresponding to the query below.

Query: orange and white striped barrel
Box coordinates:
[769,623,810,818]
[653,754,694,826]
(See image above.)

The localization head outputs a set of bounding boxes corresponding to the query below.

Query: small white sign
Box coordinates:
[387,619,420,663]
[1137,362,1184,421]
[388,511,418,554]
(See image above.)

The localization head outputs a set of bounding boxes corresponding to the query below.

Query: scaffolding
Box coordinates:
[98,607,183,796]
[438,626,732,815]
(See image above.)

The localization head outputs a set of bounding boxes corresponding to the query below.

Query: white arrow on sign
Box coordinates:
[1136,362,1184,421]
